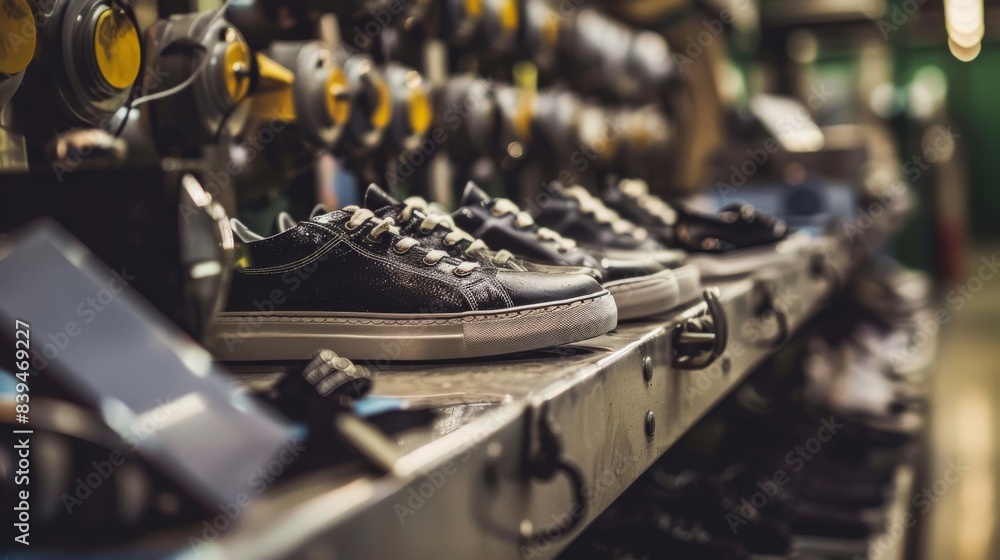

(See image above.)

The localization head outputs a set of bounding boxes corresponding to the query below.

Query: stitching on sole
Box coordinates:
[216,294,608,327]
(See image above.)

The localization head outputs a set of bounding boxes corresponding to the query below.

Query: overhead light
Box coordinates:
[948,36,982,62]
[945,0,984,61]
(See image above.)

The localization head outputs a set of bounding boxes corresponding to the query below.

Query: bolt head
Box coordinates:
[642,356,653,383]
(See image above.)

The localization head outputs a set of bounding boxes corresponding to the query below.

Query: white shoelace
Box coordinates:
[400,197,516,265]
[342,206,480,276]
[564,185,650,241]
[490,198,578,252]
[618,179,678,226]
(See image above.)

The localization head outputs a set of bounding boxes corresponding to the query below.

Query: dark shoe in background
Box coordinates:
[530,182,687,269]
[453,182,701,321]
[605,179,806,278]
[364,184,604,280]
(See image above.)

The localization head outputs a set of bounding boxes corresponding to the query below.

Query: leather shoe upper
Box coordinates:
[531,184,663,251]
[226,206,604,315]
[364,184,603,281]
[529,183,686,270]
[451,183,610,275]
[452,183,679,281]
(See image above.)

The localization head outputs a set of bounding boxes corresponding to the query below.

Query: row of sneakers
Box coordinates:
[207,181,790,361]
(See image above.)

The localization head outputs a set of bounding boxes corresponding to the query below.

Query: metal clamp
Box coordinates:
[520,403,587,546]
[750,280,789,349]
[671,288,728,370]
[810,251,842,294]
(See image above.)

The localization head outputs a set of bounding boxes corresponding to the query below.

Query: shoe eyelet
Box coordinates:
[422,255,438,266]
[392,244,409,254]
[453,267,473,277]
[344,221,361,231]
[419,226,433,234]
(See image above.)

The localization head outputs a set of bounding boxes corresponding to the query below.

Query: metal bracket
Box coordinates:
[810,250,842,295]
[519,402,587,546]
[750,278,789,349]
[671,288,729,370]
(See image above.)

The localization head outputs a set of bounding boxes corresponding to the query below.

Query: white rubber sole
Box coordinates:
[604,264,701,321]
[206,291,618,361]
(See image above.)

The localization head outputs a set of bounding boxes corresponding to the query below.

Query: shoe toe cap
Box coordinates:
[520,261,605,282]
[496,271,605,308]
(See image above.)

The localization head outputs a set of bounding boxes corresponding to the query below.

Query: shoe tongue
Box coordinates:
[364,184,400,212]
[460,181,492,207]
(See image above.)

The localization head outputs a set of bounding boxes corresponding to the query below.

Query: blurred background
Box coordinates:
[743,2,995,558]
[632,1,1000,557]
[609,1,1000,557]
[0,0,997,557]
[57,0,1000,557]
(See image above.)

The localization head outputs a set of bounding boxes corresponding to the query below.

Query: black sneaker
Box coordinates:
[604,179,802,278]
[364,185,604,281]
[273,187,604,281]
[208,206,617,361]
[529,183,688,268]
[453,182,607,272]
[453,182,700,321]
